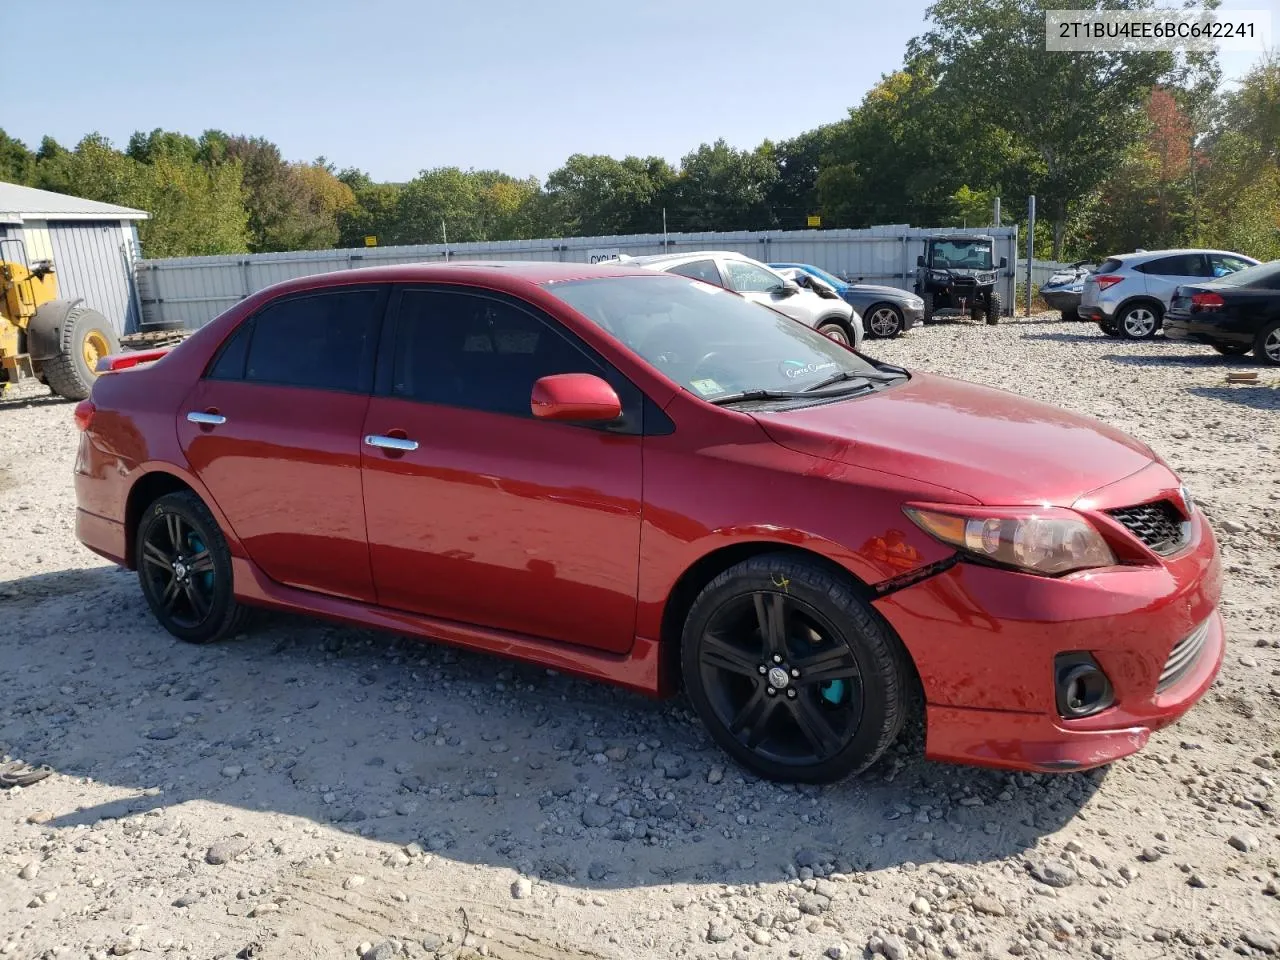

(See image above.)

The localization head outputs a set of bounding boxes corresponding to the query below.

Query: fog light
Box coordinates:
[1054,653,1114,718]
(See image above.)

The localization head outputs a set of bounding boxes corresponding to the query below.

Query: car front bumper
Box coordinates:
[873,501,1223,773]
[901,303,926,328]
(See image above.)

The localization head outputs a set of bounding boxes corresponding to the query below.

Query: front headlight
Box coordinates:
[929,271,948,281]
[905,505,1116,576]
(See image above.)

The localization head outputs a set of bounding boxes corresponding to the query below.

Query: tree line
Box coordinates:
[1,0,1276,264]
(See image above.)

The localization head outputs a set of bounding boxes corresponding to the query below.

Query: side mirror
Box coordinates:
[780,279,801,297]
[999,256,1008,269]
[916,255,925,267]
[531,373,621,423]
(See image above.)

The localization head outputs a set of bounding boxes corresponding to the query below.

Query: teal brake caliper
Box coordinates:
[820,679,847,705]
[187,533,214,592]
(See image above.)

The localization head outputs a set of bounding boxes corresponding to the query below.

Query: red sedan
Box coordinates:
[73,262,1223,782]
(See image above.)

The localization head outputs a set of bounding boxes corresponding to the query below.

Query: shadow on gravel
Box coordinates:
[2,564,1104,889]
[1187,385,1280,411]
[0,392,71,411]
[1101,351,1252,368]
[1020,332,1107,344]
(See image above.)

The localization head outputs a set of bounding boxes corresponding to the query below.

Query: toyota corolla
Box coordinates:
[73,262,1223,782]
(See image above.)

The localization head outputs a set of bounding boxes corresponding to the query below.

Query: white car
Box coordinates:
[622,251,864,350]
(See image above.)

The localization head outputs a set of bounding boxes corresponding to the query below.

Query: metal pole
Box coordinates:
[993,197,1000,228]
[663,208,668,247]
[441,220,449,261]
[1025,195,1035,317]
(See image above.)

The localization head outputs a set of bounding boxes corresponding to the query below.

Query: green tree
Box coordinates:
[543,154,674,236]
[911,0,1178,257]
[666,139,778,232]
[768,125,840,228]
[0,130,35,185]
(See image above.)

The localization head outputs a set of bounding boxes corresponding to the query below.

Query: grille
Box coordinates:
[1158,620,1210,693]
[1107,500,1188,555]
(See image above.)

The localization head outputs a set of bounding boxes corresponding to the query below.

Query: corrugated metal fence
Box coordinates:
[136,225,1022,330]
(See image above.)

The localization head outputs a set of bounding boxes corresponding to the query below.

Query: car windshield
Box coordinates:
[544,274,891,399]
[1208,259,1280,288]
[929,240,993,269]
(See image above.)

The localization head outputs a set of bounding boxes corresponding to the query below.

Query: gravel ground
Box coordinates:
[1,313,1278,960]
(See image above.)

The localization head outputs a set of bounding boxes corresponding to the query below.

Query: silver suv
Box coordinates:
[1079,248,1258,339]
[623,251,864,350]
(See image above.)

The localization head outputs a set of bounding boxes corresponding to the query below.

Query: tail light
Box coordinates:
[1190,292,1225,311]
[94,348,170,373]
[73,399,96,432]
[1094,275,1124,291]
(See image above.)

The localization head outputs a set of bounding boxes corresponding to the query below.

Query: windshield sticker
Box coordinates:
[779,360,839,380]
[690,378,724,396]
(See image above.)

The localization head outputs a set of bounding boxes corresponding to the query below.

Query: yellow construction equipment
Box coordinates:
[1,239,119,400]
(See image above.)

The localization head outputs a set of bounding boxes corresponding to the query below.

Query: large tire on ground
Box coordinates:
[816,320,852,347]
[135,491,248,645]
[921,292,935,324]
[1116,302,1161,340]
[986,292,1002,325]
[41,306,119,401]
[1254,320,1280,366]
[680,552,910,783]
[865,303,904,339]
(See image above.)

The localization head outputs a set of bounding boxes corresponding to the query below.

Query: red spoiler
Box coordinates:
[94,348,171,374]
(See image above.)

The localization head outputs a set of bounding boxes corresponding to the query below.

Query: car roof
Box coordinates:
[1106,248,1255,264]
[927,235,993,242]
[623,250,759,268]
[246,259,664,300]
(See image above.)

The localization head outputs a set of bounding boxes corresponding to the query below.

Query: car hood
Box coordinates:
[848,284,915,299]
[751,372,1157,506]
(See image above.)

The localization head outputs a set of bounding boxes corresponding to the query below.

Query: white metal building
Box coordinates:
[0,181,148,335]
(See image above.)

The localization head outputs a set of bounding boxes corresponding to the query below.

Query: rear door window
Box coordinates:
[1139,254,1209,277]
[240,289,384,392]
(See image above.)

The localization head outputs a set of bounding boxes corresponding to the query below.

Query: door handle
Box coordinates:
[187,411,226,426]
[364,434,419,452]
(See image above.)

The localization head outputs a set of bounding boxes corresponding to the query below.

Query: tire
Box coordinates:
[986,292,1002,325]
[1116,302,1161,340]
[1060,310,1075,323]
[865,304,904,339]
[1254,320,1280,366]
[680,552,909,783]
[1098,319,1121,338]
[921,292,935,324]
[1212,343,1251,356]
[817,321,851,346]
[135,490,248,644]
[41,307,119,401]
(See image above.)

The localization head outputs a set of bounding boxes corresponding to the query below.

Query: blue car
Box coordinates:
[769,263,926,338]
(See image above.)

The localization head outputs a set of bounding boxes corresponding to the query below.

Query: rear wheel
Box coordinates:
[1117,303,1160,340]
[1212,343,1251,356]
[135,491,247,644]
[1254,321,1280,366]
[681,553,909,783]
[41,306,119,401]
[921,292,935,323]
[865,304,904,339]
[817,321,851,346]
[1060,310,1076,323]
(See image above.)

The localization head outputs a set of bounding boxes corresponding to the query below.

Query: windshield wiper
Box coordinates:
[709,389,805,406]
[802,372,874,393]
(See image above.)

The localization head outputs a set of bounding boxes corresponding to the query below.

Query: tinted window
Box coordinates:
[244,290,382,392]
[669,259,723,286]
[393,290,602,418]
[1139,254,1207,277]
[722,260,785,293]
[1097,258,1123,274]
[207,321,252,380]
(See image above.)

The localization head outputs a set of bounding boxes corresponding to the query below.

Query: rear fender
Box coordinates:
[121,462,249,569]
[27,298,83,361]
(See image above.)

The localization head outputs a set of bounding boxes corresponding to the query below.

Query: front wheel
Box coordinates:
[865,304,904,339]
[1254,321,1280,366]
[921,292,935,324]
[817,321,851,346]
[681,553,909,783]
[986,292,1002,325]
[135,491,248,644]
